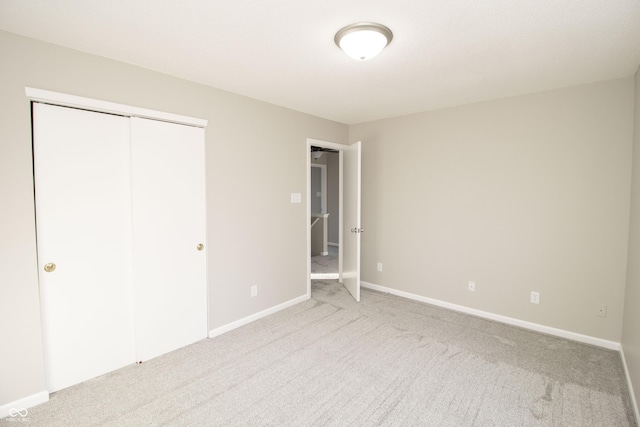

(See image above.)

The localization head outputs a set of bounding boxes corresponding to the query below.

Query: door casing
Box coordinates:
[306,138,361,301]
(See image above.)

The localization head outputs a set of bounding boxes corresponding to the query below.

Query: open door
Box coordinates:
[340,140,361,301]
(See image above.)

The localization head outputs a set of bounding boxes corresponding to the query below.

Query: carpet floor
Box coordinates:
[311,246,338,275]
[3,280,636,426]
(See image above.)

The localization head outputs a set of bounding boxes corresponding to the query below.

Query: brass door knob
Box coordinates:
[196,244,204,251]
[44,263,56,272]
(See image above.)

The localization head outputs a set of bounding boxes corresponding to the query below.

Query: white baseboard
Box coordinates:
[321,251,329,256]
[328,242,339,247]
[0,391,49,419]
[620,344,640,423]
[209,294,309,338]
[361,281,620,351]
[311,273,339,280]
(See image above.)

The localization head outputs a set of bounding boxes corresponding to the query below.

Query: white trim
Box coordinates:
[338,148,344,284]
[361,281,621,350]
[328,242,339,247]
[311,273,339,280]
[306,140,312,299]
[307,138,347,152]
[208,294,309,338]
[25,87,208,128]
[320,251,329,256]
[620,344,640,423]
[0,391,49,419]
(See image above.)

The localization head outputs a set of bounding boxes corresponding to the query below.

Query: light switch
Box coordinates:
[290,193,302,203]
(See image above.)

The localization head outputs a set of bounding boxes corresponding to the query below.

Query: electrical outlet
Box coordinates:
[596,305,607,318]
[251,285,258,297]
[468,281,476,292]
[377,262,383,272]
[530,291,540,304]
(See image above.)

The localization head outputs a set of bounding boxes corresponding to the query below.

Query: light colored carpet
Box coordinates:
[311,246,338,274]
[3,280,635,426]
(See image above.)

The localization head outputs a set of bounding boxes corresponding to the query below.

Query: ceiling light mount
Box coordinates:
[335,22,393,61]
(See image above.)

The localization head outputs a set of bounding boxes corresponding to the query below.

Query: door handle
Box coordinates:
[196,243,204,251]
[44,263,56,272]
[350,228,365,233]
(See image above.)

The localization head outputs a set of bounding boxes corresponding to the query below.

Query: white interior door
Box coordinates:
[34,103,135,392]
[130,118,208,362]
[341,141,362,301]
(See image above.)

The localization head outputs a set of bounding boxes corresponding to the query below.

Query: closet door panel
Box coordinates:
[33,103,135,392]
[131,117,207,361]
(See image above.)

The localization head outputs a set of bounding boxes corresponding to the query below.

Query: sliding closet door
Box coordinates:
[130,117,207,362]
[34,103,135,392]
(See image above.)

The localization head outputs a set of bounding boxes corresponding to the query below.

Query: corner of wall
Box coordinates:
[620,63,640,425]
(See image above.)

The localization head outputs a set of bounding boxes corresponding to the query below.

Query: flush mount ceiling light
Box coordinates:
[335,22,393,61]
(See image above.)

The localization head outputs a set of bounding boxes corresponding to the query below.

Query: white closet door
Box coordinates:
[130,117,208,361]
[34,103,135,392]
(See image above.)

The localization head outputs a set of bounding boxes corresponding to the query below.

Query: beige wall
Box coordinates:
[351,78,634,342]
[622,66,640,416]
[0,31,348,407]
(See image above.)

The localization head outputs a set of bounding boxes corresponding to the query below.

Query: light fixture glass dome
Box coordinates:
[335,23,393,61]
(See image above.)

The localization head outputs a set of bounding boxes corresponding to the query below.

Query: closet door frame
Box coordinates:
[27,87,209,389]
[26,88,208,128]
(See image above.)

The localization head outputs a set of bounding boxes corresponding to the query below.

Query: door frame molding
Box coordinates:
[306,138,346,298]
[25,87,207,128]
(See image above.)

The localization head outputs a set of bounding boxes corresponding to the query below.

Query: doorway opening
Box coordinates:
[306,138,361,302]
[310,149,338,279]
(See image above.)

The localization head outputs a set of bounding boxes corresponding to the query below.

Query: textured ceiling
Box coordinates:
[1,0,639,124]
